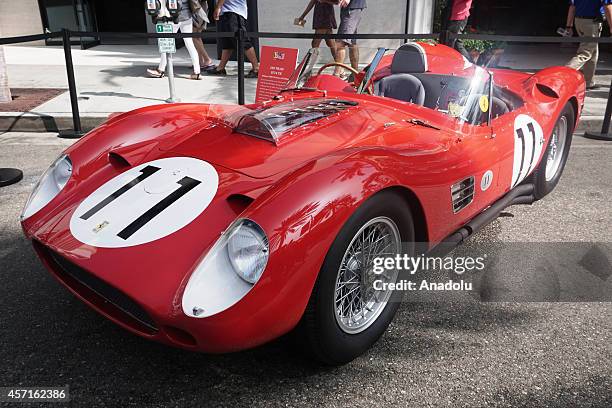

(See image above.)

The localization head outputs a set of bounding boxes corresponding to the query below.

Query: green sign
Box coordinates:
[156,23,176,54]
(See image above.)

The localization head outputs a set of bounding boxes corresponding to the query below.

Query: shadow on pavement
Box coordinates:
[489,375,612,407]
[80,91,166,103]
[0,230,539,406]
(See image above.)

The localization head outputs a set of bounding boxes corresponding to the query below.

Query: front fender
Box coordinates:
[227,148,415,345]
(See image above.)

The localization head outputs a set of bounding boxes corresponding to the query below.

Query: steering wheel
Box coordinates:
[316,62,374,95]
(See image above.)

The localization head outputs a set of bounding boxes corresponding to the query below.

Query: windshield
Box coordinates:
[283,44,493,125]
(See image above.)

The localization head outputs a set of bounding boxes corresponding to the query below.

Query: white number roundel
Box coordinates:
[512,114,544,188]
[70,157,219,248]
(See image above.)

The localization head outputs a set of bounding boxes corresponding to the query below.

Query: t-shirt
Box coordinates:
[221,0,248,19]
[177,0,192,22]
[348,0,367,9]
[570,0,612,18]
[450,0,473,21]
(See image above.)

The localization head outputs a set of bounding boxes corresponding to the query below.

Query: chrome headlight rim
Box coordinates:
[227,218,269,284]
[21,153,72,220]
[181,217,270,318]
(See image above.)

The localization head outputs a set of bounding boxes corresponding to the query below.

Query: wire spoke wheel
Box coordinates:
[545,115,567,182]
[334,216,401,334]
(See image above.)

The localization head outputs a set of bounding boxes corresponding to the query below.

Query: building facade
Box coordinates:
[0,1,571,50]
[1,1,433,50]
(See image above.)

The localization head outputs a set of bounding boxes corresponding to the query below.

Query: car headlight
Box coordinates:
[182,218,269,318]
[227,219,269,284]
[21,154,72,220]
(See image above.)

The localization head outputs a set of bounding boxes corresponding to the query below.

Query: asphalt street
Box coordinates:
[0,132,611,407]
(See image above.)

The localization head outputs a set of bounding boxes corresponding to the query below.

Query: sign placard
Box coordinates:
[156,23,175,54]
[255,46,299,103]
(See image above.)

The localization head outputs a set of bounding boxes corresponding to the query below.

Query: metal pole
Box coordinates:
[403,0,411,44]
[166,52,178,103]
[237,30,245,105]
[584,77,612,141]
[58,28,85,139]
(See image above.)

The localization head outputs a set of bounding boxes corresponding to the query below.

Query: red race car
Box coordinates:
[21,43,585,365]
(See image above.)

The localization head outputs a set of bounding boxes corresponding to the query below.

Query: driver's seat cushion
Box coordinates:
[375,73,426,106]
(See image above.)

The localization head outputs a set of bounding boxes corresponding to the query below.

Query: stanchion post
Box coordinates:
[584,77,612,141]
[58,28,85,139]
[166,51,178,103]
[237,30,245,105]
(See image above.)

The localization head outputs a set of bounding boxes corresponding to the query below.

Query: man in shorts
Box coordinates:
[206,0,259,77]
[334,0,367,77]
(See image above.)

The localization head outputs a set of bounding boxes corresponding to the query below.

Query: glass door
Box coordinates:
[39,0,99,48]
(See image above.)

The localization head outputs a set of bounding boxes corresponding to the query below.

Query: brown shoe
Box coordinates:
[146,68,165,78]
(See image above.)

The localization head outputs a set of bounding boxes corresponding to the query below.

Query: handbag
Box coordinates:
[191,0,210,29]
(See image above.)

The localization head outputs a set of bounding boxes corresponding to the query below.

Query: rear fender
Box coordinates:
[526,67,585,123]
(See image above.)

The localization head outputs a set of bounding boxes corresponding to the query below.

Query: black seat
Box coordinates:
[375,74,425,105]
[375,43,428,105]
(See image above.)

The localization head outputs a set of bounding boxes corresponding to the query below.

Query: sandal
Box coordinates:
[201,63,217,72]
[190,73,201,80]
[246,69,259,78]
[205,68,227,76]
[146,68,165,78]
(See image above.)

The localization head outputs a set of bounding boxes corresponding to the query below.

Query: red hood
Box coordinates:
[68,93,452,180]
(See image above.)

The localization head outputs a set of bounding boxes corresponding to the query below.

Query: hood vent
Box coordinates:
[451,176,475,213]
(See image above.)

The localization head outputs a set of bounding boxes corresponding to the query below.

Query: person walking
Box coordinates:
[295,0,338,59]
[147,0,202,80]
[192,0,216,71]
[566,0,612,89]
[443,0,473,61]
[206,0,259,77]
[333,0,366,77]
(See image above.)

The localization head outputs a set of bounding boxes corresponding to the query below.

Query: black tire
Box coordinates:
[297,190,415,365]
[530,102,575,200]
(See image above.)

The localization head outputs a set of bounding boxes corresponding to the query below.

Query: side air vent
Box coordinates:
[108,151,131,168]
[226,194,254,215]
[451,176,475,213]
[535,83,559,99]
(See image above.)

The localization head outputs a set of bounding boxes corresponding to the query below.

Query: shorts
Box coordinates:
[313,3,337,30]
[217,12,253,50]
[338,7,364,45]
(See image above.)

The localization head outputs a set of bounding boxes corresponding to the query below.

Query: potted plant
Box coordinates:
[463,38,488,63]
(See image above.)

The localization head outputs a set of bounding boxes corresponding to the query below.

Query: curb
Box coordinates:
[0,113,606,134]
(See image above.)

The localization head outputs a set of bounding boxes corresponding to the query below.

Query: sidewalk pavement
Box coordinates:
[1,42,611,132]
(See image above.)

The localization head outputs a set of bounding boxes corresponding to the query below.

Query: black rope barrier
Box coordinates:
[68,31,236,39]
[0,32,59,45]
[446,31,612,44]
[246,32,439,40]
[2,29,612,141]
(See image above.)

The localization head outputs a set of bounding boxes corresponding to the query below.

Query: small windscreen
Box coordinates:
[235,99,358,143]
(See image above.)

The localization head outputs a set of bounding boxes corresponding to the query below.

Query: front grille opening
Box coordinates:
[34,241,158,335]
